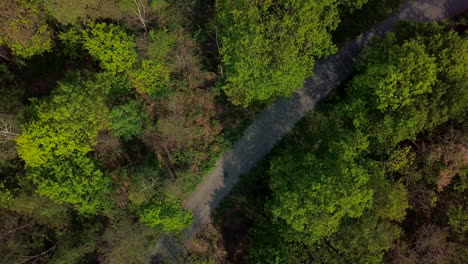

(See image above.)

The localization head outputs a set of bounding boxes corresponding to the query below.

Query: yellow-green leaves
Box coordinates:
[216,0,347,106]
[268,131,375,243]
[0,182,13,209]
[130,60,171,98]
[348,24,468,150]
[353,36,437,112]
[82,22,138,74]
[138,198,193,232]
[16,79,111,214]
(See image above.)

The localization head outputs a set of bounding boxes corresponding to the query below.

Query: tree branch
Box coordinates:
[20,242,58,264]
[133,0,147,34]
[0,221,32,240]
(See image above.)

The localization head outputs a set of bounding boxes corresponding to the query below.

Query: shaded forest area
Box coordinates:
[1,0,466,264]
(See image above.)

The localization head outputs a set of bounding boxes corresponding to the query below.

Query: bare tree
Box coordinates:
[0,118,19,143]
[0,119,20,140]
[0,118,19,161]
[133,0,147,34]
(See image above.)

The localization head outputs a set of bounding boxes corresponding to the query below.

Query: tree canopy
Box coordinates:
[16,79,111,214]
[216,0,369,106]
[247,20,468,263]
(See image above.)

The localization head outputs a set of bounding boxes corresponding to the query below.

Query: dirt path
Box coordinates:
[150,0,468,262]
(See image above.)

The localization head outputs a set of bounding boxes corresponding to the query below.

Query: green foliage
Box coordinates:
[216,0,367,106]
[248,179,410,263]
[59,22,138,75]
[448,205,468,234]
[248,21,466,263]
[130,60,171,98]
[45,0,135,24]
[124,160,162,211]
[315,182,408,263]
[0,182,13,208]
[333,0,403,45]
[0,0,52,58]
[16,79,111,214]
[347,24,468,150]
[267,131,376,244]
[49,224,101,264]
[352,36,437,111]
[95,71,133,97]
[248,221,312,264]
[99,214,160,264]
[147,29,176,61]
[82,22,138,74]
[138,198,192,232]
[111,100,147,140]
[58,26,84,59]
[386,146,415,174]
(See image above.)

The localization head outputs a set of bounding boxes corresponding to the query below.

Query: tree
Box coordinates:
[82,22,138,74]
[313,181,408,263]
[249,21,467,263]
[0,0,52,58]
[216,0,368,106]
[16,79,111,214]
[130,60,170,98]
[99,213,160,264]
[110,100,147,140]
[267,131,376,244]
[138,197,192,232]
[146,29,176,61]
[347,25,468,151]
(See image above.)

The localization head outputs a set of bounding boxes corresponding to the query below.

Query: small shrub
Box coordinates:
[138,198,192,232]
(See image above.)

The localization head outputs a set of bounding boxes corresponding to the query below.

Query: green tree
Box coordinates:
[352,36,437,112]
[130,60,171,98]
[267,131,376,244]
[216,0,368,106]
[147,29,176,61]
[249,21,467,263]
[347,25,468,151]
[313,182,408,263]
[82,22,138,74]
[99,213,160,264]
[138,198,192,232]
[0,0,52,58]
[16,79,111,214]
[110,100,147,140]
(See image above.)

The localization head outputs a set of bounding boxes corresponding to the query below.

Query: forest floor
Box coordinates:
[150,0,468,262]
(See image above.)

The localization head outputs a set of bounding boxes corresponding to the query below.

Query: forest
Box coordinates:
[0,0,466,264]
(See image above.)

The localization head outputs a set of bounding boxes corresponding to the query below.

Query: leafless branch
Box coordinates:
[0,118,20,138]
[133,0,147,34]
[214,27,224,78]
[0,221,32,240]
[20,242,58,264]
[0,52,10,61]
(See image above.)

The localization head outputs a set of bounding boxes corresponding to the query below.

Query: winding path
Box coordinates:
[150,0,468,262]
